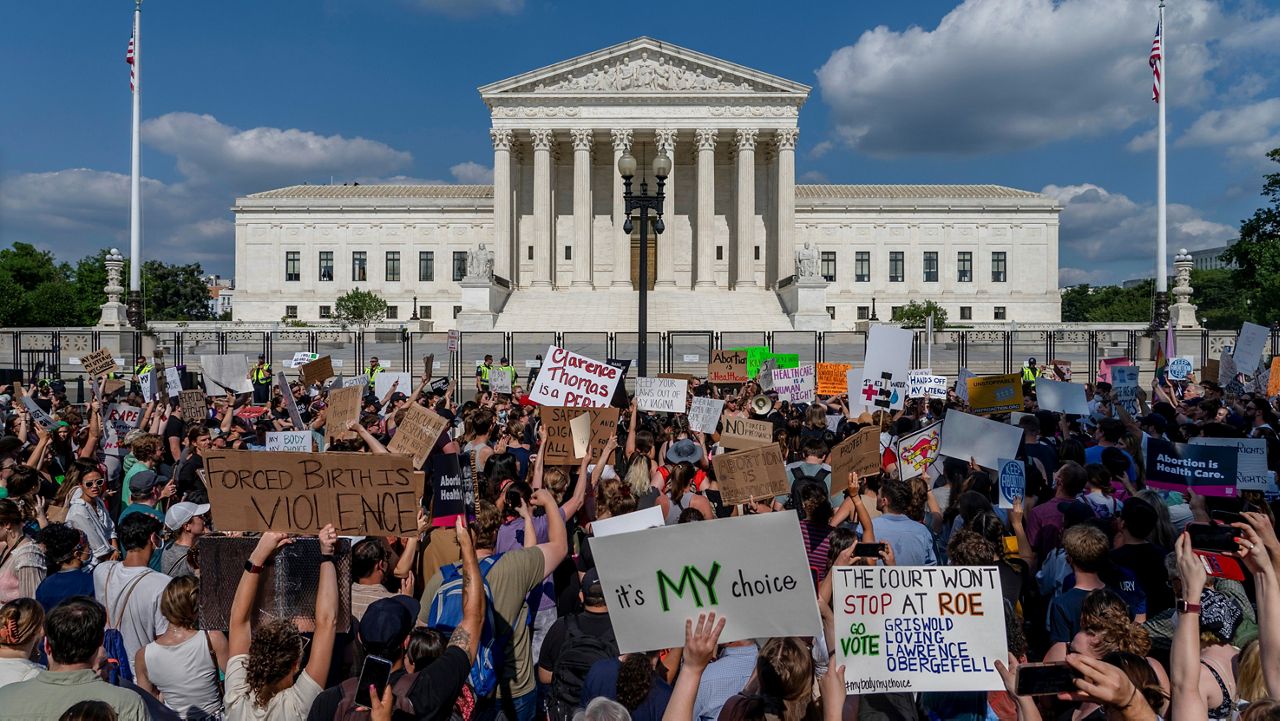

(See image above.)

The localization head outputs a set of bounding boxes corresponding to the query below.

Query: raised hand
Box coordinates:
[682,612,726,671]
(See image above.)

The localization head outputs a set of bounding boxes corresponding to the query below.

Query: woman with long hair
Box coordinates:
[720,637,820,721]
[136,575,226,719]
[659,462,712,525]
[579,650,672,721]
[0,499,45,603]
[60,459,116,562]
[0,598,44,688]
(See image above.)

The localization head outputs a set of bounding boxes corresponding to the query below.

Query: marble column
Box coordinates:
[654,129,677,288]
[611,128,633,288]
[694,129,717,288]
[530,128,553,288]
[775,128,798,287]
[570,128,593,287]
[490,129,514,283]
[735,128,758,288]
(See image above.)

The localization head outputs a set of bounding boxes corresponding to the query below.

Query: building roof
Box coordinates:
[796,184,1045,200]
[244,185,494,199]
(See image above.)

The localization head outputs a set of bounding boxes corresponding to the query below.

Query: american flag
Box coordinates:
[1149,20,1162,103]
[126,33,136,92]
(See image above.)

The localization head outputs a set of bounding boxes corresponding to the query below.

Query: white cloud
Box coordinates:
[808,141,834,159]
[1176,97,1280,165]
[1058,267,1114,287]
[449,161,494,184]
[407,0,522,17]
[1125,126,1160,153]
[798,170,829,183]
[814,0,1238,156]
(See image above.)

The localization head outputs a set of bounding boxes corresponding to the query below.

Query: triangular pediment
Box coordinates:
[479,37,810,98]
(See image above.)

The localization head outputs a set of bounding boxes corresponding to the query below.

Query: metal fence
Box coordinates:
[12,327,1265,403]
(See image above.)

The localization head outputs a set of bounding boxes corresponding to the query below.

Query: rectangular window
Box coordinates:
[957,252,972,283]
[352,251,367,282]
[820,252,837,282]
[385,251,400,282]
[284,305,298,319]
[285,251,300,282]
[992,251,1007,283]
[453,252,467,282]
[528,246,534,261]
[319,305,331,319]
[891,306,903,319]
[889,252,904,283]
[960,306,972,320]
[716,246,724,261]
[452,305,462,319]
[994,306,1007,320]
[565,246,572,261]
[754,246,760,261]
[826,306,836,320]
[319,251,333,281]
[923,251,938,282]
[855,252,870,282]
[421,306,432,320]
[857,306,870,320]
[418,251,434,282]
[386,306,398,320]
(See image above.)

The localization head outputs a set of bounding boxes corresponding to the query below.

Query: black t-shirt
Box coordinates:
[537,610,614,673]
[176,453,207,504]
[161,416,186,465]
[1111,542,1174,615]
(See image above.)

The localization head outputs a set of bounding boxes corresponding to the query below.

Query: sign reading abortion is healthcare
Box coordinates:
[1145,437,1239,497]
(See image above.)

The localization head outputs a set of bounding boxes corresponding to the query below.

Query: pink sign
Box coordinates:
[1098,357,1132,384]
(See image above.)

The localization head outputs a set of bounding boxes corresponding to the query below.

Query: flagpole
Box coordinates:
[1154,0,1169,330]
[127,0,143,327]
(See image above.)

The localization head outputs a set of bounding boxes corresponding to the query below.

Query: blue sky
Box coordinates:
[2,0,1278,285]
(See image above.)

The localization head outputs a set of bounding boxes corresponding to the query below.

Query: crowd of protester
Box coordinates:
[0,349,1275,721]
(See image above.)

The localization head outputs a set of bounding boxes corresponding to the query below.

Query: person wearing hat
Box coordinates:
[119,469,172,526]
[1021,357,1044,389]
[160,501,209,578]
[536,567,619,718]
[248,354,272,404]
[365,356,385,386]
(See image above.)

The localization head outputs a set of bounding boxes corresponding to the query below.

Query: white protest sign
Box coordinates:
[200,354,252,395]
[997,458,1025,509]
[592,506,665,538]
[592,513,822,653]
[164,367,183,397]
[771,365,815,404]
[374,372,413,400]
[833,565,1006,694]
[938,411,1023,470]
[862,325,913,411]
[896,424,941,481]
[138,370,158,402]
[907,372,948,399]
[265,431,313,452]
[488,370,513,395]
[289,352,320,369]
[20,396,58,432]
[1034,379,1090,416]
[1234,322,1269,369]
[687,397,725,434]
[756,359,777,391]
[528,346,622,408]
[636,377,688,413]
[682,354,700,363]
[277,372,305,430]
[1191,437,1270,492]
[957,368,976,403]
[1111,365,1140,415]
[570,412,592,458]
[103,403,142,456]
[845,369,868,412]
[1168,357,1194,381]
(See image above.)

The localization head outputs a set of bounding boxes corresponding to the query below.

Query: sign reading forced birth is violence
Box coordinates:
[591,512,821,654]
[204,449,421,536]
[833,565,1006,694]
[528,345,622,408]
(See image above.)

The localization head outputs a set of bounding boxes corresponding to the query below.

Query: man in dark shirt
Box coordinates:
[1109,497,1174,615]
[175,427,211,503]
[537,569,617,716]
[160,406,186,470]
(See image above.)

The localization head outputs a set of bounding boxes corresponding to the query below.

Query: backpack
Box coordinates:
[102,565,152,684]
[425,554,506,698]
[332,672,418,721]
[547,615,618,721]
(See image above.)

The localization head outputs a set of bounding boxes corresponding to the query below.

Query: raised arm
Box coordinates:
[625,400,638,457]
[531,488,568,574]
[1009,497,1035,568]
[449,515,485,663]
[531,426,548,491]
[228,532,292,657]
[350,420,389,454]
[1236,519,1280,697]
[1170,533,1209,721]
[560,454,591,520]
[78,402,102,458]
[302,525,339,687]
[393,510,430,579]
[661,613,726,721]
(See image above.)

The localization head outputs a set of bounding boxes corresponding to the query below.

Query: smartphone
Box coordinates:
[1015,662,1082,696]
[1210,510,1246,527]
[354,655,393,709]
[1193,550,1247,582]
[853,543,886,558]
[1003,535,1020,555]
[1188,522,1238,553]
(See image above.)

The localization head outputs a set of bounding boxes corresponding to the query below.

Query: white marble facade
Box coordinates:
[232,37,1062,328]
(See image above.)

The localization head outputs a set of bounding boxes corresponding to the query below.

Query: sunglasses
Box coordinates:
[82,479,104,489]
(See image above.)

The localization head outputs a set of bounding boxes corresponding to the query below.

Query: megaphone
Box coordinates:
[750,394,772,415]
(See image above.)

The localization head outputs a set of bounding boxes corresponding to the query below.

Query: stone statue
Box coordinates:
[466,244,494,280]
[795,242,820,279]
[1170,248,1201,329]
[481,243,494,279]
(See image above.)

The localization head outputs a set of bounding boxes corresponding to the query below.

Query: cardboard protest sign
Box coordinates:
[861,325,913,411]
[488,370,512,395]
[266,431,313,453]
[80,347,118,377]
[956,368,975,403]
[387,403,449,470]
[324,385,363,444]
[1146,438,1238,497]
[569,412,593,458]
[816,363,851,395]
[1111,365,1140,415]
[103,403,142,456]
[772,365,816,404]
[829,426,882,483]
[102,378,126,397]
[907,372,948,399]
[938,411,1023,470]
[592,512,821,653]
[179,390,206,425]
[528,346,622,408]
[1269,358,1280,398]
[591,506,664,538]
[1234,322,1269,369]
[687,397,725,434]
[896,424,941,480]
[1169,357,1194,381]
[422,354,435,380]
[1047,360,1073,381]
[200,354,252,395]
[300,356,335,387]
[203,449,420,535]
[1034,380,1090,416]
[290,352,320,368]
[965,374,1023,415]
[833,565,1006,694]
[997,458,1025,509]
[707,350,748,384]
[719,417,774,449]
[712,443,788,505]
[539,406,621,464]
[1190,437,1269,492]
[374,372,412,400]
[1203,358,1220,385]
[636,377,688,413]
[1097,357,1130,384]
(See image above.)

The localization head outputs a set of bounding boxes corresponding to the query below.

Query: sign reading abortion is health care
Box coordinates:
[528,346,622,408]
[591,512,821,654]
[833,565,1006,694]
[1145,438,1239,497]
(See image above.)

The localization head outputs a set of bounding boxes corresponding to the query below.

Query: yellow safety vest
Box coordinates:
[251,363,272,384]
[367,365,384,383]
[479,365,491,382]
[134,363,153,378]
[499,365,517,382]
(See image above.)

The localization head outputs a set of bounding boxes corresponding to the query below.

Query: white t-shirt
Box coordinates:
[223,654,323,721]
[0,657,43,689]
[92,561,172,664]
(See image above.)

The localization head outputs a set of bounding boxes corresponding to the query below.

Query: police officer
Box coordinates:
[1021,357,1044,390]
[496,356,518,391]
[475,354,493,393]
[365,356,385,385]
[132,354,154,395]
[249,354,272,404]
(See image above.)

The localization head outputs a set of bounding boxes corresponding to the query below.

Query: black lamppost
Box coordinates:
[410,295,419,321]
[618,146,671,377]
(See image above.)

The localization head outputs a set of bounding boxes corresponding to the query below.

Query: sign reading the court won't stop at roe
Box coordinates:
[203,449,421,536]
[833,565,1006,694]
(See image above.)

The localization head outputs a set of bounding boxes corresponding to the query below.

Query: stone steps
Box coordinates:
[492,287,793,331]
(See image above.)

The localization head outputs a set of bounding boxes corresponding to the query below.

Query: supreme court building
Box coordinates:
[233,37,1061,331]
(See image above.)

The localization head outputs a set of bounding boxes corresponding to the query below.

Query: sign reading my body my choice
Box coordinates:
[528,346,622,408]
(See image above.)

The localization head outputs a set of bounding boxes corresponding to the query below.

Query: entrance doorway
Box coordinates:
[630,219,657,290]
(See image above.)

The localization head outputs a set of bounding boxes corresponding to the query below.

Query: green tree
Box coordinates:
[891,300,948,329]
[141,260,214,321]
[1220,147,1280,324]
[0,242,70,292]
[333,288,387,328]
[1189,268,1249,330]
[1060,284,1092,322]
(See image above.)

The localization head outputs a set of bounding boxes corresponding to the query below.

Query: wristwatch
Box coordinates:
[243,559,269,574]
[1176,598,1201,614]
[318,554,336,565]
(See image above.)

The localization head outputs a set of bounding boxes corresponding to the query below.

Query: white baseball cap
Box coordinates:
[164,501,211,531]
